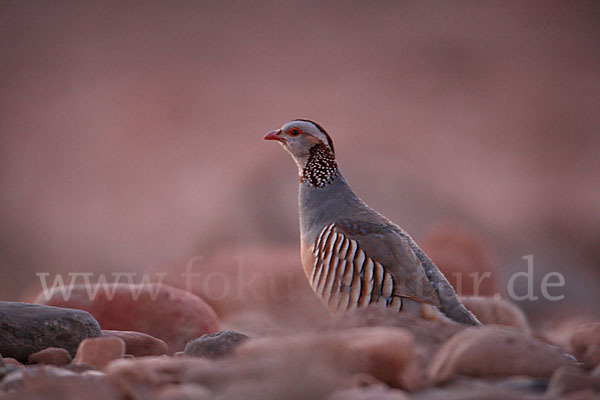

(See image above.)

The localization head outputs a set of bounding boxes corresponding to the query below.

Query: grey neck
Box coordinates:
[299,172,369,242]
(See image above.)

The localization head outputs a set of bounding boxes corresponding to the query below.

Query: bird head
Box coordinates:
[264,119,335,173]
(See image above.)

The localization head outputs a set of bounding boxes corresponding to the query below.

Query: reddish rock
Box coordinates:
[1,366,116,399]
[2,357,22,367]
[106,357,221,398]
[547,365,600,396]
[28,347,71,366]
[156,383,212,400]
[460,296,530,332]
[237,327,422,391]
[36,283,219,353]
[74,337,125,370]
[540,314,598,351]
[570,323,600,369]
[332,307,465,363]
[102,330,167,357]
[0,365,78,392]
[428,326,572,384]
[326,386,409,400]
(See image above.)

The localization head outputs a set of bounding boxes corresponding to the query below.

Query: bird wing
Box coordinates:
[310,219,441,310]
[334,218,441,306]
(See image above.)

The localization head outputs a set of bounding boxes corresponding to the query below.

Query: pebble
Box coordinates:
[547,365,600,396]
[28,347,72,366]
[0,365,77,392]
[327,386,409,400]
[156,383,212,400]
[460,296,530,332]
[236,326,422,391]
[570,322,600,369]
[428,325,572,384]
[102,330,168,357]
[184,330,249,359]
[73,337,125,370]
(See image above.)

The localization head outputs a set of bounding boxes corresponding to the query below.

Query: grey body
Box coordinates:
[266,119,480,325]
[299,171,480,325]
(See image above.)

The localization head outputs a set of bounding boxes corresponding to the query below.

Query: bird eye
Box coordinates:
[289,128,301,137]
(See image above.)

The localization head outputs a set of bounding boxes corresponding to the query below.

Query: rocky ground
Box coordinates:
[1,278,599,400]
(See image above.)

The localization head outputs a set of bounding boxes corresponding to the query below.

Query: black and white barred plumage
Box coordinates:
[310,222,405,313]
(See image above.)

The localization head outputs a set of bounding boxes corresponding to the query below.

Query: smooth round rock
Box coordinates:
[1,358,22,367]
[74,337,125,370]
[102,330,167,357]
[547,365,600,396]
[327,387,409,400]
[428,326,572,384]
[28,347,72,366]
[184,330,249,359]
[0,301,101,362]
[36,283,219,353]
[157,383,212,400]
[460,296,530,332]
[570,322,600,369]
[0,365,77,392]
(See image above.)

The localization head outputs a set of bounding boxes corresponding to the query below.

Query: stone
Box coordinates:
[106,357,221,398]
[1,367,117,399]
[107,339,421,400]
[410,385,541,400]
[491,376,549,393]
[540,315,597,351]
[184,330,249,359]
[460,296,530,332]
[428,326,572,384]
[327,386,409,400]
[36,283,219,353]
[64,363,96,373]
[2,358,21,367]
[0,302,101,362]
[73,337,125,370]
[0,367,18,384]
[236,326,422,391]
[102,330,167,357]
[331,307,465,363]
[565,390,600,400]
[0,365,77,392]
[547,365,600,396]
[28,347,72,366]
[156,383,212,400]
[570,322,600,369]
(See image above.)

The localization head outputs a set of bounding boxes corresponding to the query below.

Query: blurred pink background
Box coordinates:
[1,1,599,323]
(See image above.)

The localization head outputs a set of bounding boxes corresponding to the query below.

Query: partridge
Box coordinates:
[264,119,480,325]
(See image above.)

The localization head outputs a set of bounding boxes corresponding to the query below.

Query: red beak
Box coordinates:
[264,129,285,143]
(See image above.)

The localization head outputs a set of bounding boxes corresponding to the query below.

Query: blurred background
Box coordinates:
[1,1,599,327]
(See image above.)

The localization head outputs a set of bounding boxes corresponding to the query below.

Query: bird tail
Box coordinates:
[409,244,481,326]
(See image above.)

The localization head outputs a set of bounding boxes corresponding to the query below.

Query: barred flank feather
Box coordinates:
[311,223,405,314]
